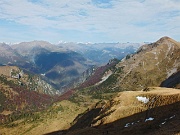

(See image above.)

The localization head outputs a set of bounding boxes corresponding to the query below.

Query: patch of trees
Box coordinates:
[0,85,54,124]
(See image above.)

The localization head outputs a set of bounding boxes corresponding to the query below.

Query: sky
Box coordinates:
[0,0,180,43]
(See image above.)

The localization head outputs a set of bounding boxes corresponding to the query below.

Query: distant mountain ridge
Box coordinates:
[1,41,92,91]
[0,40,142,92]
[12,40,64,56]
[3,37,179,94]
[58,42,142,65]
[0,43,25,65]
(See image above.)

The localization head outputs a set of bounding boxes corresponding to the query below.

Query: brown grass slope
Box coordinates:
[115,36,180,91]
[47,87,180,135]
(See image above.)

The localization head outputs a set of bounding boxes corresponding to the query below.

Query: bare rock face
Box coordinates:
[114,36,180,91]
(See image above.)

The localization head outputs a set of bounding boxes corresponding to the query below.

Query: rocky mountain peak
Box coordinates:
[157,36,171,42]
[114,37,180,91]
[136,36,179,54]
[156,36,180,48]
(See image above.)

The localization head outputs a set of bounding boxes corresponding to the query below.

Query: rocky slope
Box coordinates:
[0,65,58,123]
[112,36,180,91]
[0,66,58,95]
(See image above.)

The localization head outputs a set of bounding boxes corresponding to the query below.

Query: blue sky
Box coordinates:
[0,0,180,43]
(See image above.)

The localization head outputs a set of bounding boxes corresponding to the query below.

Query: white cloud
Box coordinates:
[0,0,180,42]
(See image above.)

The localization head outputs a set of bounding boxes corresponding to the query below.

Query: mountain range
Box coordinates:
[0,41,141,92]
[0,36,179,135]
[57,42,142,65]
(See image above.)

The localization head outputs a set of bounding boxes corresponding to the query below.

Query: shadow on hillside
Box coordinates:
[160,71,180,88]
[44,101,180,135]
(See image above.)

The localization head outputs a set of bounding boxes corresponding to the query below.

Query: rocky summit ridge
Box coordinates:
[113,36,180,91]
